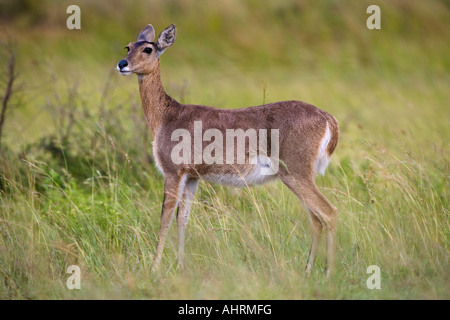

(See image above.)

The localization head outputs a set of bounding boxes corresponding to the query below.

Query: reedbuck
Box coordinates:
[117,24,339,276]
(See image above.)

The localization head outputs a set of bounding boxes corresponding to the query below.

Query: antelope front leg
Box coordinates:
[176,178,199,269]
[152,175,185,272]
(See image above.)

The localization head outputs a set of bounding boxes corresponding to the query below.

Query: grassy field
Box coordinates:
[0,0,449,299]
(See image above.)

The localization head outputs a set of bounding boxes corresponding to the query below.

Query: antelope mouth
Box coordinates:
[117,65,132,76]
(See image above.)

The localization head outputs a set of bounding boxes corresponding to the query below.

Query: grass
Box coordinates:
[0,0,449,299]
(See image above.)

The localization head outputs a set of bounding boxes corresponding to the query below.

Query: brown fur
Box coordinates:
[118,24,339,276]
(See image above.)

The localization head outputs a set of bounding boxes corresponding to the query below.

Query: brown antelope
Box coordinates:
[117,24,339,277]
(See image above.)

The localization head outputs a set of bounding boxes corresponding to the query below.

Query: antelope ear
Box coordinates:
[156,24,176,57]
[137,24,155,42]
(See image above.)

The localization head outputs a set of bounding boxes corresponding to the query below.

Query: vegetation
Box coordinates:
[0,0,448,299]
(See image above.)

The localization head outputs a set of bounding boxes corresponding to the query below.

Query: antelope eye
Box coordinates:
[143,47,153,54]
[125,46,130,52]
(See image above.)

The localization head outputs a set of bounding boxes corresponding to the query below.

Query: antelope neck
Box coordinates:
[137,62,176,136]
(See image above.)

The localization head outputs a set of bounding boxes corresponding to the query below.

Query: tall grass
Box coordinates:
[1,131,447,299]
[0,0,449,299]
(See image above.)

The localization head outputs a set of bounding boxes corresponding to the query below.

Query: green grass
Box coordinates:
[0,0,449,299]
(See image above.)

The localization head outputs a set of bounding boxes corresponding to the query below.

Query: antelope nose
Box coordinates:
[118,59,128,69]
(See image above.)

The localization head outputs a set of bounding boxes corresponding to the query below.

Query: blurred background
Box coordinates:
[0,0,449,148]
[0,0,448,299]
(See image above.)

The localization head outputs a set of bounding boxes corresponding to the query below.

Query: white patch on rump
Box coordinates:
[314,122,331,176]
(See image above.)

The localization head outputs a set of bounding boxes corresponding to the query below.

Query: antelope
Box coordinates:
[117,24,339,277]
